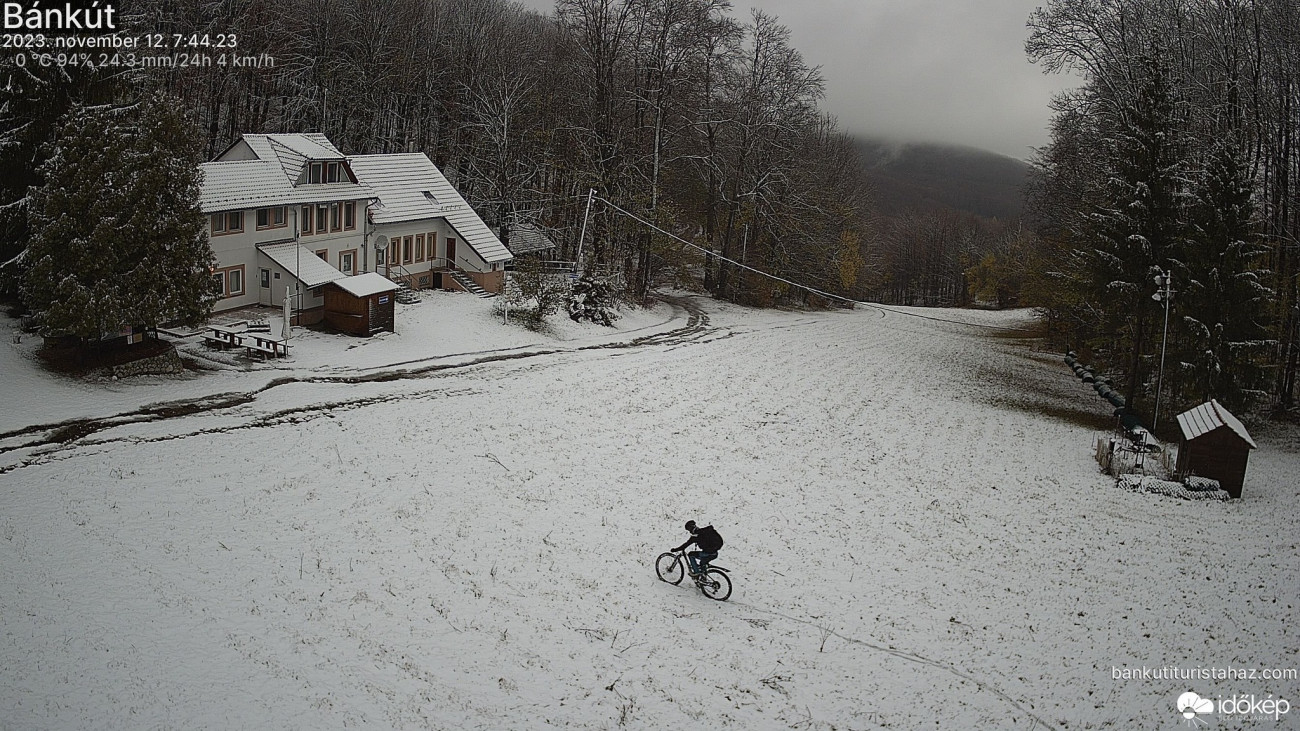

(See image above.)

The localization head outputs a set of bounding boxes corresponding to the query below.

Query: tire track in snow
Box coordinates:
[726,599,1063,731]
[0,294,717,472]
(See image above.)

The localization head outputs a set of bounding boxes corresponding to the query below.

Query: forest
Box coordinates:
[0,0,873,309]
[1025,0,1300,426]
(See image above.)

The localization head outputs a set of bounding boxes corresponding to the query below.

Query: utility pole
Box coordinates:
[576,188,595,274]
[1152,268,1174,431]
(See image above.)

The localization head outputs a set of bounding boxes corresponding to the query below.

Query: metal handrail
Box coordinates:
[386,263,411,281]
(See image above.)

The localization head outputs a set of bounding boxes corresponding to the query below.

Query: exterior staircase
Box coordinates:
[448,269,496,298]
[394,279,420,305]
[384,264,421,304]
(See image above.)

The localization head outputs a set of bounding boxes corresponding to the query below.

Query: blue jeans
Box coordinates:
[688,550,718,574]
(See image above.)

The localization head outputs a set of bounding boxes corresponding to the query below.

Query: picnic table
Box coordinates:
[203,325,245,350]
[242,333,290,359]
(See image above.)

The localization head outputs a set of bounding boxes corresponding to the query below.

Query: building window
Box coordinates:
[427,232,437,262]
[402,236,413,264]
[340,250,356,274]
[326,162,341,183]
[316,249,328,262]
[316,205,328,234]
[211,265,246,298]
[311,286,323,298]
[211,211,243,235]
[300,206,313,235]
[414,234,425,263]
[309,162,323,184]
[388,239,398,267]
[343,202,356,230]
[330,203,341,232]
[256,206,287,230]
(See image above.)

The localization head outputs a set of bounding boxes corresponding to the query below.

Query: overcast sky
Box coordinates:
[515,0,1082,160]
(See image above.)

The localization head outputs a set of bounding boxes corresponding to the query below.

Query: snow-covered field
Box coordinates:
[2,292,1296,730]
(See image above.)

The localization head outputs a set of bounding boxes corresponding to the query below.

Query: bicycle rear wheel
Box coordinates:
[698,568,732,601]
[655,552,684,585]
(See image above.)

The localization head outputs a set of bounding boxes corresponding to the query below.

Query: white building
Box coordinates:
[198,134,511,324]
[348,152,512,296]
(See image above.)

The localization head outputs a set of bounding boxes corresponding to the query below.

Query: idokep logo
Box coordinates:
[1176,690,1292,726]
[1177,692,1214,727]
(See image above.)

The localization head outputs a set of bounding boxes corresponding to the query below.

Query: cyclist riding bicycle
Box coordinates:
[672,520,724,577]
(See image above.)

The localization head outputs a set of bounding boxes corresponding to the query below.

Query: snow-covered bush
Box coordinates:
[497,259,569,331]
[568,275,619,327]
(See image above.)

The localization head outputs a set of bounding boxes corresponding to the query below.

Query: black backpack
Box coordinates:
[696,525,724,552]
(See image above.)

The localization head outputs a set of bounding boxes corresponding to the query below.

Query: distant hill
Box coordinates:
[856,138,1030,221]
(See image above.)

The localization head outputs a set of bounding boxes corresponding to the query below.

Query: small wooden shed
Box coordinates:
[1175,400,1257,499]
[323,273,399,336]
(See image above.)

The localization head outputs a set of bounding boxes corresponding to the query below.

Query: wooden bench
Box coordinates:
[243,333,289,359]
[203,327,244,350]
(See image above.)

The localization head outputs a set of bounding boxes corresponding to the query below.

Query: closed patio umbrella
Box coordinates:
[282,291,292,340]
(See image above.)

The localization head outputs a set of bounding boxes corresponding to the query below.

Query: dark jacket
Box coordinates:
[674,525,723,553]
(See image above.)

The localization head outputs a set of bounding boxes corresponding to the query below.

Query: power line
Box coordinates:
[592,194,1035,334]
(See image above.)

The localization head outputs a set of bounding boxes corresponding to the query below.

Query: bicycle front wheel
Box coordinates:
[655,552,684,585]
[699,568,732,601]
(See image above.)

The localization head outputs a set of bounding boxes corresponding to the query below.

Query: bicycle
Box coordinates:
[655,549,733,601]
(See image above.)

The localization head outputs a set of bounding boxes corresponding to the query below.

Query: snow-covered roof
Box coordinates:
[238,133,344,163]
[1176,399,1257,449]
[199,162,370,214]
[506,222,557,255]
[348,153,512,264]
[331,272,398,298]
[258,241,346,288]
[200,133,368,214]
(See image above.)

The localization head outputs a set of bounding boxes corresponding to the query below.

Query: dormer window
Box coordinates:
[306,161,345,184]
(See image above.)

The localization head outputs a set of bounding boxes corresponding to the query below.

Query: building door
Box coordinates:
[259,268,271,306]
[446,238,457,270]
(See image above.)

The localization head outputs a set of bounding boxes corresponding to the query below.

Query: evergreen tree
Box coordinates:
[1173,141,1273,412]
[568,274,620,326]
[1082,57,1187,412]
[21,92,215,340]
[0,56,121,299]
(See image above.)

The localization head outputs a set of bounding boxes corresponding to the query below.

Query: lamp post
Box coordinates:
[1151,268,1174,431]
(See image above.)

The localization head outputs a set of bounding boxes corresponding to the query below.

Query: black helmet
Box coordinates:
[684,520,697,532]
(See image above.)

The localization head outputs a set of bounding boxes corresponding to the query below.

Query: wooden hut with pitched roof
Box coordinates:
[1175,400,1257,499]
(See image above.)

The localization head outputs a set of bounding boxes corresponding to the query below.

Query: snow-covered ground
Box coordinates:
[1,292,1296,730]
